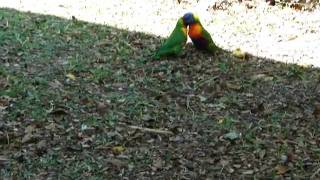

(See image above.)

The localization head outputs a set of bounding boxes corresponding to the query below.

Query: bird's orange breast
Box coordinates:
[188,23,202,39]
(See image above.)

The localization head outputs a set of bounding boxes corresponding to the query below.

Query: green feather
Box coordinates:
[201,27,219,54]
[153,17,188,59]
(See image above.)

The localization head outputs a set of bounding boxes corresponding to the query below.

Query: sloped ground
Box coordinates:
[1,8,320,179]
[0,0,320,67]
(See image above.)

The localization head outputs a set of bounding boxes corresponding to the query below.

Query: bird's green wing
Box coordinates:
[191,16,220,54]
[201,27,219,54]
[154,18,188,59]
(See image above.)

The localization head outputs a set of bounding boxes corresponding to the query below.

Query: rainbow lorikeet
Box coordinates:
[153,17,188,59]
[183,12,219,54]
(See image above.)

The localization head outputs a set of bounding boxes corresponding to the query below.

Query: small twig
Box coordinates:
[186,95,195,118]
[6,133,9,145]
[125,125,173,135]
[311,167,320,179]
[219,164,225,175]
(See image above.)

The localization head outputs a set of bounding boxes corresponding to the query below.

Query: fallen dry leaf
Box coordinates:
[21,132,33,143]
[24,125,36,134]
[275,164,289,175]
[48,79,63,89]
[96,101,109,115]
[45,123,57,131]
[0,155,9,166]
[22,125,39,143]
[242,169,254,175]
[37,140,47,150]
[112,146,125,155]
[0,98,9,111]
[224,131,240,140]
[287,35,298,41]
[95,39,113,47]
[232,48,247,59]
[251,74,274,81]
[251,103,265,114]
[49,107,69,115]
[66,73,76,80]
[105,158,127,169]
[313,102,320,118]
[152,158,164,171]
[259,149,266,159]
[225,82,241,91]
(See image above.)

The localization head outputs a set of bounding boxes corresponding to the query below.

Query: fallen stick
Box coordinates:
[311,167,320,179]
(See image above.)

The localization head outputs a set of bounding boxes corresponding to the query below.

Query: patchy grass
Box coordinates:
[1,8,320,179]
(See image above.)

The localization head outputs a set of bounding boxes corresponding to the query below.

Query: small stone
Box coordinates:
[242,170,254,175]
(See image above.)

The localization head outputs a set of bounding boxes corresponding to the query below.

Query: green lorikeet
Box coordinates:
[153,17,188,59]
[183,12,219,54]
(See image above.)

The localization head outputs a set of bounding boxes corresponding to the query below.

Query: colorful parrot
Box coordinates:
[182,12,219,54]
[153,17,188,59]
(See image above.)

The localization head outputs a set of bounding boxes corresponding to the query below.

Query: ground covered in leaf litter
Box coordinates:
[1,8,320,179]
[1,0,320,67]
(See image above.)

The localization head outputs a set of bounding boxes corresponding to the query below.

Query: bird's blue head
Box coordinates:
[182,12,196,25]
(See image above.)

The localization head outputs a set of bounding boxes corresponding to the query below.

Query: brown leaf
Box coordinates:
[275,164,289,175]
[95,39,112,47]
[21,133,33,143]
[48,79,63,89]
[259,149,266,159]
[0,19,8,29]
[49,107,69,121]
[36,140,48,155]
[152,158,163,171]
[37,140,47,150]
[80,97,94,105]
[266,0,275,5]
[105,158,127,169]
[0,77,8,90]
[49,108,69,116]
[131,40,143,48]
[287,35,298,41]
[226,82,241,91]
[22,125,39,143]
[80,137,93,148]
[45,123,57,131]
[0,155,9,166]
[251,103,265,114]
[290,3,303,10]
[313,102,320,118]
[24,125,36,134]
[220,159,229,166]
[0,98,9,110]
[96,102,109,115]
[251,74,273,81]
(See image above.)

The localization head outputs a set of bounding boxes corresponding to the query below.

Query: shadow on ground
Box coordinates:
[1,8,320,179]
